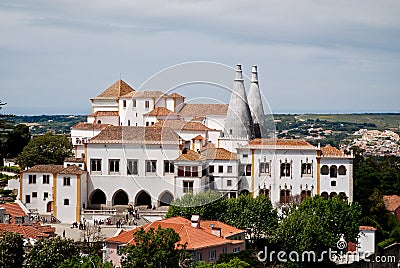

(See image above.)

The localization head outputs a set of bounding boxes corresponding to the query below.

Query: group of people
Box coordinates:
[71,218,87,229]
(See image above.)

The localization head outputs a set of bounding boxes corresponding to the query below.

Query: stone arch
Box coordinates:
[135,190,152,208]
[159,191,174,207]
[321,191,329,200]
[239,189,250,196]
[330,192,337,199]
[90,189,107,205]
[112,189,129,206]
[46,201,52,213]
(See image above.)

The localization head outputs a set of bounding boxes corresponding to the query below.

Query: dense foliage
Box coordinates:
[17,132,73,169]
[0,231,24,268]
[120,225,190,268]
[25,237,79,268]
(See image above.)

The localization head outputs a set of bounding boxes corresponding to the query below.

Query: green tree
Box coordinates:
[0,231,24,268]
[60,253,113,268]
[196,257,250,267]
[166,191,226,220]
[272,196,361,268]
[17,132,73,169]
[5,124,31,158]
[121,225,191,268]
[25,237,79,268]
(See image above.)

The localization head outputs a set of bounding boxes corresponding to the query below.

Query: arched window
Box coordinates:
[330,165,337,178]
[97,120,102,124]
[321,165,329,175]
[321,192,329,200]
[338,165,346,175]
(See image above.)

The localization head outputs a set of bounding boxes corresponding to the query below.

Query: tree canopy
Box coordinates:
[17,132,73,169]
[24,237,79,268]
[0,231,24,268]
[4,124,31,158]
[120,225,190,268]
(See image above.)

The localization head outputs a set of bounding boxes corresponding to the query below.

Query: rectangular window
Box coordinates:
[218,165,223,173]
[259,162,270,175]
[25,195,30,203]
[63,177,71,186]
[197,253,202,261]
[233,247,240,253]
[109,159,120,173]
[145,100,150,109]
[245,164,252,176]
[164,161,175,174]
[127,160,138,175]
[227,180,232,187]
[209,250,216,260]
[280,163,291,177]
[32,192,37,198]
[243,154,248,158]
[183,181,193,193]
[192,166,198,177]
[178,166,184,177]
[301,163,312,176]
[43,175,50,184]
[44,192,49,199]
[133,100,136,108]
[331,181,337,187]
[123,100,126,108]
[223,247,227,253]
[209,165,214,174]
[64,199,69,205]
[28,175,36,184]
[91,159,102,172]
[146,160,157,174]
[227,166,233,173]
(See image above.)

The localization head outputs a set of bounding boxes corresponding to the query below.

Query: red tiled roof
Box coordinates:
[247,138,316,149]
[71,123,110,131]
[192,135,204,140]
[153,120,212,131]
[93,80,135,100]
[144,107,178,117]
[0,224,49,239]
[121,91,167,99]
[383,195,400,212]
[23,165,64,174]
[88,111,119,117]
[201,148,238,161]
[106,216,244,250]
[89,126,180,144]
[179,104,228,117]
[59,165,85,175]
[65,157,85,163]
[321,145,347,157]
[200,220,245,238]
[359,226,377,231]
[0,203,27,223]
[169,93,184,99]
[175,150,201,161]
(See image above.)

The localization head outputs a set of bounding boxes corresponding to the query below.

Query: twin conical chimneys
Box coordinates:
[224,64,266,140]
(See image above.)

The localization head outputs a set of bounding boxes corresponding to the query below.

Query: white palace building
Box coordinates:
[18,65,354,223]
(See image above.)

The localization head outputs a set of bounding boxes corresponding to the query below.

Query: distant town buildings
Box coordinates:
[349,129,400,156]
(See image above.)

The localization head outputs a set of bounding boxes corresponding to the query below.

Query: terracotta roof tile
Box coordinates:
[175,150,201,161]
[106,216,244,250]
[144,107,178,117]
[383,195,400,212]
[359,226,377,231]
[201,148,238,161]
[88,111,119,117]
[71,123,110,131]
[248,138,316,149]
[200,220,245,238]
[59,165,85,175]
[169,93,185,99]
[23,165,64,174]
[153,120,212,131]
[89,126,180,145]
[0,203,27,223]
[93,80,135,100]
[0,224,50,239]
[321,145,347,157]
[179,104,228,117]
[192,135,204,140]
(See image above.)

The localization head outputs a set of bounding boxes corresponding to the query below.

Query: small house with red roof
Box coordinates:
[105,216,245,266]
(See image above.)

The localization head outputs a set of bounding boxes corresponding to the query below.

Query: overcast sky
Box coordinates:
[1,0,399,115]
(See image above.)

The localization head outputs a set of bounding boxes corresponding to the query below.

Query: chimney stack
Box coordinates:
[210,224,222,237]
[248,65,268,138]
[191,215,200,228]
